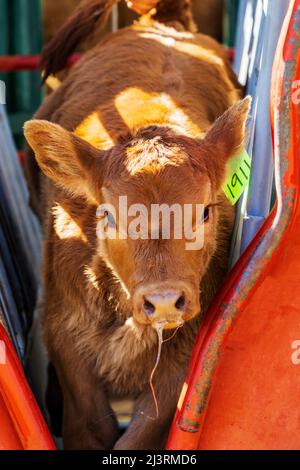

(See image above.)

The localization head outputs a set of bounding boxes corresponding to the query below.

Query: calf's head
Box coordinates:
[24,97,250,329]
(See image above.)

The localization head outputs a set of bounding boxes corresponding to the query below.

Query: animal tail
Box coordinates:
[40,0,196,81]
[40,0,118,81]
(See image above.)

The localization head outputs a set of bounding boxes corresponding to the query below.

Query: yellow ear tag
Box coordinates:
[222,148,252,205]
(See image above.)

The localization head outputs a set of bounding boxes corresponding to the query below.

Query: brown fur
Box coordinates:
[192,0,223,41]
[41,0,196,80]
[24,1,250,450]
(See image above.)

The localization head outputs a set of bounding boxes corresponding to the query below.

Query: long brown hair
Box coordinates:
[41,0,118,81]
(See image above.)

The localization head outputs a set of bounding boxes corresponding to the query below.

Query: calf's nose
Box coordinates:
[143,290,186,319]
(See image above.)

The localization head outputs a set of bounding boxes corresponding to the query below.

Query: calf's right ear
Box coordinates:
[198,96,252,187]
[24,120,107,199]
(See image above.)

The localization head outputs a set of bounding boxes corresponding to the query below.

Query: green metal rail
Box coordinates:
[223,0,240,48]
[0,0,43,148]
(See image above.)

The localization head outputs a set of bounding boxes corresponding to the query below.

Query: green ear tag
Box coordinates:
[222,148,252,205]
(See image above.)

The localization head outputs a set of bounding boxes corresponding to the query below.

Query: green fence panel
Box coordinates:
[1,0,44,148]
[223,0,240,47]
[0,0,11,108]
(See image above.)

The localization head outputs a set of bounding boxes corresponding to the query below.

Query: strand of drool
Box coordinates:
[144,322,182,420]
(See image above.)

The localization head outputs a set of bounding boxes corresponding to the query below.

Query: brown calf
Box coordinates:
[24,0,250,449]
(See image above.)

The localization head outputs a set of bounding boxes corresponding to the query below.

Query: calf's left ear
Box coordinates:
[199,96,252,186]
[24,120,107,199]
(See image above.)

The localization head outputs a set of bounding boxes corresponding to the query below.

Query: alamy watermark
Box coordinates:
[291,340,300,365]
[0,340,6,365]
[96,196,206,250]
[292,80,300,105]
[0,80,6,105]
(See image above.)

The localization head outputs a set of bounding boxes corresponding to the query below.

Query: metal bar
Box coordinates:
[11,0,36,113]
[230,0,290,263]
[0,104,41,302]
[0,53,82,72]
[0,0,9,82]
[111,3,119,31]
[0,324,55,450]
[240,0,290,252]
[223,0,240,48]
[0,48,232,73]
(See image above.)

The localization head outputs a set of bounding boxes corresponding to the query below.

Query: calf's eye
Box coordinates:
[202,206,210,224]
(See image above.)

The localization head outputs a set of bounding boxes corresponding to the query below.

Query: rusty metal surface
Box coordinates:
[167,0,300,449]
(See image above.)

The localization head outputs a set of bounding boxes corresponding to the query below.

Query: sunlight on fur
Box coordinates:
[115,87,201,136]
[53,204,87,241]
[138,32,223,65]
[75,112,115,150]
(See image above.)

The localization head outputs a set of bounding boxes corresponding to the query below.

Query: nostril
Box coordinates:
[143,299,156,317]
[175,294,186,311]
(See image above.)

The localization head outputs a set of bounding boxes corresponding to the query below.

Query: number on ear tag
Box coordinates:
[222,148,252,205]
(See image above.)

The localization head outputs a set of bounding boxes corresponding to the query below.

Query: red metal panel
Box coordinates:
[0,54,81,71]
[0,51,233,73]
[0,324,55,450]
[0,393,22,450]
[167,0,300,450]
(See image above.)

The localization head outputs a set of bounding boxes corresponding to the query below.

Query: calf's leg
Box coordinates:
[114,368,185,450]
[51,349,119,450]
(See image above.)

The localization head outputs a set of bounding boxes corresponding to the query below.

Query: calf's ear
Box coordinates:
[199,96,251,186]
[24,120,106,199]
